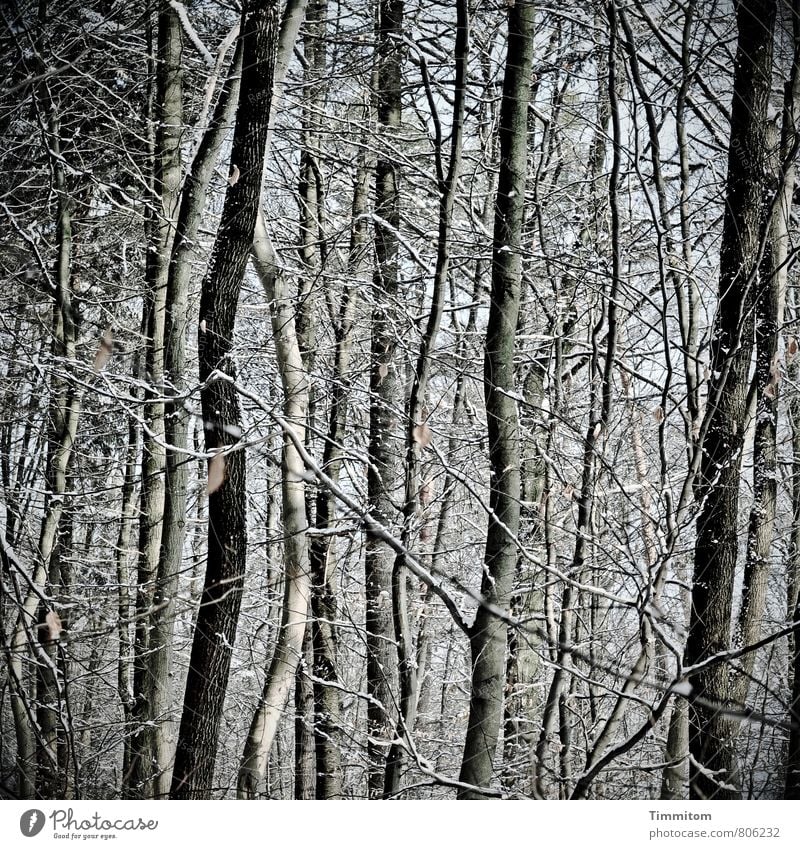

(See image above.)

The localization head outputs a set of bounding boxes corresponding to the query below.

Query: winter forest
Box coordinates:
[2,0,800,802]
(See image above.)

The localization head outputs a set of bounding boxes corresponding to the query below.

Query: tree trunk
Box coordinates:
[384,0,469,798]
[236,211,311,799]
[365,0,404,798]
[116,406,140,792]
[781,1,800,801]
[788,291,800,796]
[788,303,800,798]
[170,0,279,799]
[148,31,243,803]
[233,0,315,801]
[685,0,776,801]
[128,2,183,799]
[294,630,316,799]
[457,0,534,800]
[309,152,372,800]
[731,54,797,757]
[8,97,82,799]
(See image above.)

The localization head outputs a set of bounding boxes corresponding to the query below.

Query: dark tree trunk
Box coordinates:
[365,0,404,798]
[457,0,534,800]
[170,0,279,800]
[685,0,776,801]
[782,1,800,802]
[147,35,243,801]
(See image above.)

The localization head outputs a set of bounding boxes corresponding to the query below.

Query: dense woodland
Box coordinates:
[1,0,800,801]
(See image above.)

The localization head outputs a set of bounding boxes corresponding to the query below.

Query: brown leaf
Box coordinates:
[227,164,240,186]
[419,480,433,507]
[653,406,665,424]
[770,352,781,380]
[92,329,114,373]
[207,452,226,494]
[788,336,798,360]
[45,610,62,641]
[412,422,432,447]
[764,381,777,400]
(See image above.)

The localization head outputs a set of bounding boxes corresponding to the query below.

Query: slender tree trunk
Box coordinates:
[170,0,279,799]
[236,211,311,798]
[291,0,328,797]
[788,288,800,798]
[384,0,469,798]
[685,0,776,801]
[309,150,372,800]
[35,508,74,799]
[128,2,183,799]
[116,407,140,791]
[365,0,404,798]
[456,0,534,800]
[294,630,316,799]
[731,58,797,748]
[9,98,82,799]
[147,32,243,803]
[788,295,800,798]
[781,0,800,801]
[232,0,315,801]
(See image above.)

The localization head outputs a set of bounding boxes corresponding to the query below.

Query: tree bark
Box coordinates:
[147,32,243,802]
[384,0,469,798]
[365,0,404,798]
[128,2,183,799]
[685,0,776,801]
[233,0,316,801]
[236,211,311,799]
[170,0,278,799]
[457,0,534,800]
[116,405,140,793]
[294,630,316,799]
[731,52,797,759]
[309,152,372,800]
[8,98,82,800]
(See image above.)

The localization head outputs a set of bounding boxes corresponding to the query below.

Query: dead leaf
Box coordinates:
[92,329,114,372]
[207,452,226,494]
[45,610,62,641]
[788,336,798,362]
[413,422,432,447]
[653,406,665,424]
[764,381,777,400]
[419,480,433,507]
[227,164,240,186]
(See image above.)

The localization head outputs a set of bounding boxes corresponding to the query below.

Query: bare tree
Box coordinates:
[170,0,279,800]
[457,0,534,800]
[685,0,777,801]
